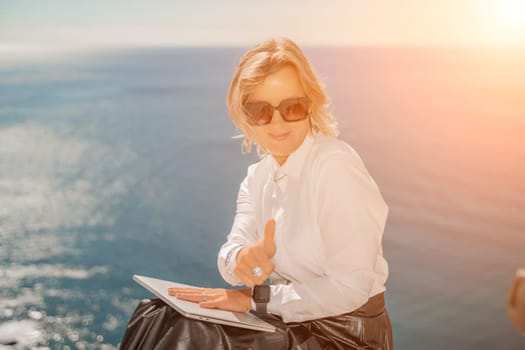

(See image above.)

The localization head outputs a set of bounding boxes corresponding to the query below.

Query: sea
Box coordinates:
[0,45,524,349]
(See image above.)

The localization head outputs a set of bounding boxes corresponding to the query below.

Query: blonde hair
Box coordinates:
[226,37,339,157]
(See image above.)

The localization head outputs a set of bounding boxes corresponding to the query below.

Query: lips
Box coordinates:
[270,132,290,141]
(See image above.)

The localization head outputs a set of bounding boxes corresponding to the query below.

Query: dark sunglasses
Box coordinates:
[243,96,311,126]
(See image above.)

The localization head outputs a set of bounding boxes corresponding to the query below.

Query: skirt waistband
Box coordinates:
[346,292,386,318]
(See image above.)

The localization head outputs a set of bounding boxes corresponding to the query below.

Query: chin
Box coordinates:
[271,143,297,158]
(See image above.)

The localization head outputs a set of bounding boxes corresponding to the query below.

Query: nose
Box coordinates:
[269,108,285,125]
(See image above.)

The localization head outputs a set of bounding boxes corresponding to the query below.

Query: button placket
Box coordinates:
[270,170,290,284]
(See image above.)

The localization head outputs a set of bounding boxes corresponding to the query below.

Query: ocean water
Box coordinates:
[0,46,524,349]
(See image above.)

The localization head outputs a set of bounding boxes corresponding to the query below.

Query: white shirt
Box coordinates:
[217,132,389,323]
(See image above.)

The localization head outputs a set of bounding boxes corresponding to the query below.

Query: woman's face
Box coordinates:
[247,65,310,165]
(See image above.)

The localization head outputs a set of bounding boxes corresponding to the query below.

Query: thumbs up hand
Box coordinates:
[233,218,276,287]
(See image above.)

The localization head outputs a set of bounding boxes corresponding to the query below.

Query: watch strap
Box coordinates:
[255,301,267,314]
[252,285,270,314]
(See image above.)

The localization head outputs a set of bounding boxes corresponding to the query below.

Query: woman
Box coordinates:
[120,37,393,349]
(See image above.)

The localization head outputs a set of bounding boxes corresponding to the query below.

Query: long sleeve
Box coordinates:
[266,151,389,322]
[217,165,258,286]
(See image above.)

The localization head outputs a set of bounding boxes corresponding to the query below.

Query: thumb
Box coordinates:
[263,218,276,257]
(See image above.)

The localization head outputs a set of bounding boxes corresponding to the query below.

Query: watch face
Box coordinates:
[253,285,270,302]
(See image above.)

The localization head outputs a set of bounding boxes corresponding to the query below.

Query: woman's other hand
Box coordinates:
[508,268,525,335]
[234,218,276,286]
[168,287,252,313]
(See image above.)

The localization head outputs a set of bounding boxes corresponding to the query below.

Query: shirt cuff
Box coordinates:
[224,245,243,277]
[266,283,302,317]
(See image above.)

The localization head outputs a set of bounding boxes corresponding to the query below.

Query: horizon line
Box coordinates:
[2,42,525,52]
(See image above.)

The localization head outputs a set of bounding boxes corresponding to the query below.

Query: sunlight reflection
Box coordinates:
[0,122,136,239]
[0,121,137,349]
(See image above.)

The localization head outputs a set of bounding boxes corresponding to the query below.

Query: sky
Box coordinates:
[1,0,525,49]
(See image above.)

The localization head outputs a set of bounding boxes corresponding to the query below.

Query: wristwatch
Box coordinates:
[252,285,270,314]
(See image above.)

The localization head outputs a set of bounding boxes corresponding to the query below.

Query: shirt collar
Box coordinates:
[269,133,316,180]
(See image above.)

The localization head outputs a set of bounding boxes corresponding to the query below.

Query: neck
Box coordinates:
[273,154,288,166]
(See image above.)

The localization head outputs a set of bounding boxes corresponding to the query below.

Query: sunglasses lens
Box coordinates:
[281,98,310,121]
[244,102,272,125]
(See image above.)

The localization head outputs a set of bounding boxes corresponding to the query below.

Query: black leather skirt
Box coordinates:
[120,292,393,350]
